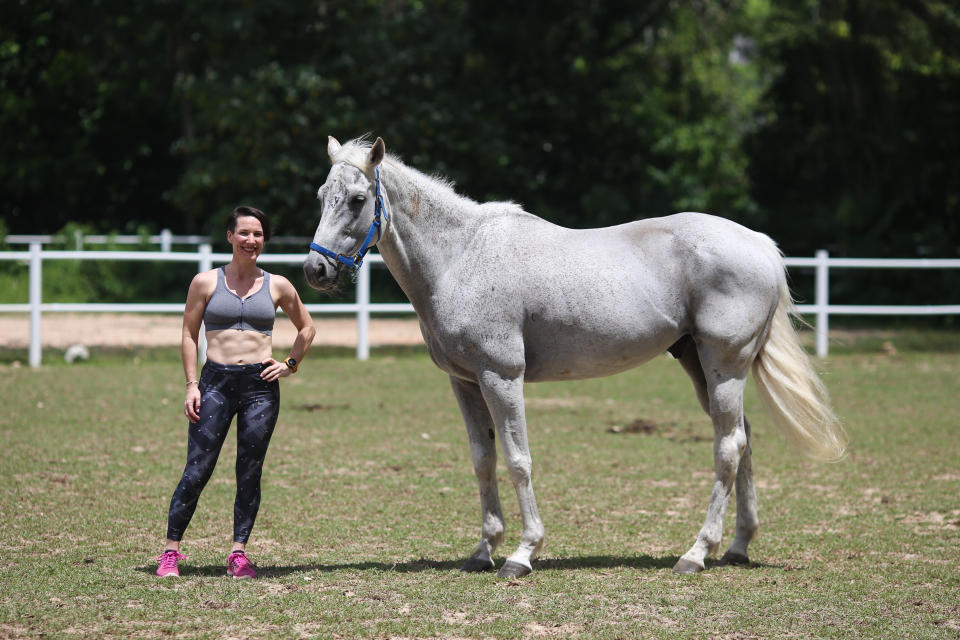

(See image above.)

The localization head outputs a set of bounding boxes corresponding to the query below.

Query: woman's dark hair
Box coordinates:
[227,206,272,241]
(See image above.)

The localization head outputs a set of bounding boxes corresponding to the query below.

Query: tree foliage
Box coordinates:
[746,0,960,256]
[1,0,957,259]
[0,1,182,232]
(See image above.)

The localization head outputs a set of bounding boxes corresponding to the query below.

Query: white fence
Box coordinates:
[1,244,958,367]
[786,250,960,358]
[5,231,310,251]
[0,244,413,367]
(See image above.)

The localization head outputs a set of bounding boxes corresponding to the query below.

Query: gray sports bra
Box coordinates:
[202,267,276,335]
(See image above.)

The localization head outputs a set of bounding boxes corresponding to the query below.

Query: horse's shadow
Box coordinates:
[137,554,780,577]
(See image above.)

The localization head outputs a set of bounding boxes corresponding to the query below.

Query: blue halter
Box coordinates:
[309,166,389,272]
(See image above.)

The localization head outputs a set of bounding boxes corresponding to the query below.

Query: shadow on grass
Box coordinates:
[136,553,781,577]
[535,555,781,572]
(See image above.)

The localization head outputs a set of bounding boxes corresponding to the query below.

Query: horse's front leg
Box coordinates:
[450,376,504,572]
[477,370,544,578]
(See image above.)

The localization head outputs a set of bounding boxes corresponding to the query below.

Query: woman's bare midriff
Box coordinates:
[204,329,272,365]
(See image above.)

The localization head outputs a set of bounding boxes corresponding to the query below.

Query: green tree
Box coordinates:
[167,1,770,236]
[746,0,960,257]
[164,1,472,237]
[4,0,956,273]
[0,0,183,233]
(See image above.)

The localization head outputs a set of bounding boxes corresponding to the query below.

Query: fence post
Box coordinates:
[815,249,829,357]
[356,262,371,360]
[160,229,173,252]
[198,244,212,364]
[29,242,42,368]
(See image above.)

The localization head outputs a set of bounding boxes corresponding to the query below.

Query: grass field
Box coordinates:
[1,336,958,639]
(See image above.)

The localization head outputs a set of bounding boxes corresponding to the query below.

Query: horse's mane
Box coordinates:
[332,136,532,221]
[332,136,482,210]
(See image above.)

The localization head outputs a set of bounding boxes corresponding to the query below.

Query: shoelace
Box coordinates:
[228,553,251,571]
[157,550,185,568]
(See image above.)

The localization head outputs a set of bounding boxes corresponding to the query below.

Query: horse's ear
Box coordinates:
[327,136,342,161]
[368,137,386,169]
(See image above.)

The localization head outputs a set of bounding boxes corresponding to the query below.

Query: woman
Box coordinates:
[157,206,316,579]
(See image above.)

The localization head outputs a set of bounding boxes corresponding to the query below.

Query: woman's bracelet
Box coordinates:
[186,380,199,387]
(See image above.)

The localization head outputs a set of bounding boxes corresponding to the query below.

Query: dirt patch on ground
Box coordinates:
[0,313,425,349]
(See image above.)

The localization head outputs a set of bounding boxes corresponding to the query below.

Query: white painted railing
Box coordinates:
[0,244,412,366]
[5,231,310,251]
[1,245,958,366]
[784,251,960,357]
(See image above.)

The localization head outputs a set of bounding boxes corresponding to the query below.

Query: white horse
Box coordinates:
[303,136,847,577]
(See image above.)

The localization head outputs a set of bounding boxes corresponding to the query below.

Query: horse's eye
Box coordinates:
[350,195,366,208]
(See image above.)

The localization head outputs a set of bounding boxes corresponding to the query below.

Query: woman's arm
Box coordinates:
[261,275,316,381]
[182,272,213,421]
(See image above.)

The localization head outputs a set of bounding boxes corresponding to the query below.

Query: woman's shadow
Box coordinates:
[137,554,776,578]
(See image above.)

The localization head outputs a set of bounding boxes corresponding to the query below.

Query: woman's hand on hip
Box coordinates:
[260,358,291,382]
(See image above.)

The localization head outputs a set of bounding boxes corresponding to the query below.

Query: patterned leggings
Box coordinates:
[166,361,280,544]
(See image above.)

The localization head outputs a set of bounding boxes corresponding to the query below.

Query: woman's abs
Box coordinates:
[204,329,272,365]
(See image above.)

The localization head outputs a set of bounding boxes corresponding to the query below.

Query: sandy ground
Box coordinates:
[0,313,425,349]
[0,313,899,353]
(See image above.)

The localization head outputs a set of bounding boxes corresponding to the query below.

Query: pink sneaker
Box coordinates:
[227,551,257,579]
[156,550,185,577]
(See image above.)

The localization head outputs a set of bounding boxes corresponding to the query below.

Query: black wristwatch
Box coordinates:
[284,357,298,373]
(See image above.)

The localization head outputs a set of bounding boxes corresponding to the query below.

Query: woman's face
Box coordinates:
[227,215,265,262]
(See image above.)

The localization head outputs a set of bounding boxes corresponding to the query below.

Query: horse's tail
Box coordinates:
[752,262,848,462]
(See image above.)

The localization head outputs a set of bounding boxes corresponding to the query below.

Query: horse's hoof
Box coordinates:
[672,558,705,575]
[497,560,532,578]
[719,551,750,566]
[460,556,495,573]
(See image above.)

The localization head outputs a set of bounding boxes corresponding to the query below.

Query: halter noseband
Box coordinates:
[309,166,389,272]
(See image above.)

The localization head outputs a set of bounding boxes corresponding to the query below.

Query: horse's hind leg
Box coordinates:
[674,342,751,574]
[450,376,505,572]
[674,336,709,413]
[720,415,758,566]
[675,343,758,569]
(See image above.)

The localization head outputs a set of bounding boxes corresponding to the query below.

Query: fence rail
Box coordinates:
[785,250,960,358]
[0,244,412,366]
[6,230,310,251]
[1,244,958,366]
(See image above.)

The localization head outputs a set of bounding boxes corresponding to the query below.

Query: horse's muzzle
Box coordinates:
[303,253,338,291]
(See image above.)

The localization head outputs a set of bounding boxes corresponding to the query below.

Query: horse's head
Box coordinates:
[303,136,388,291]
